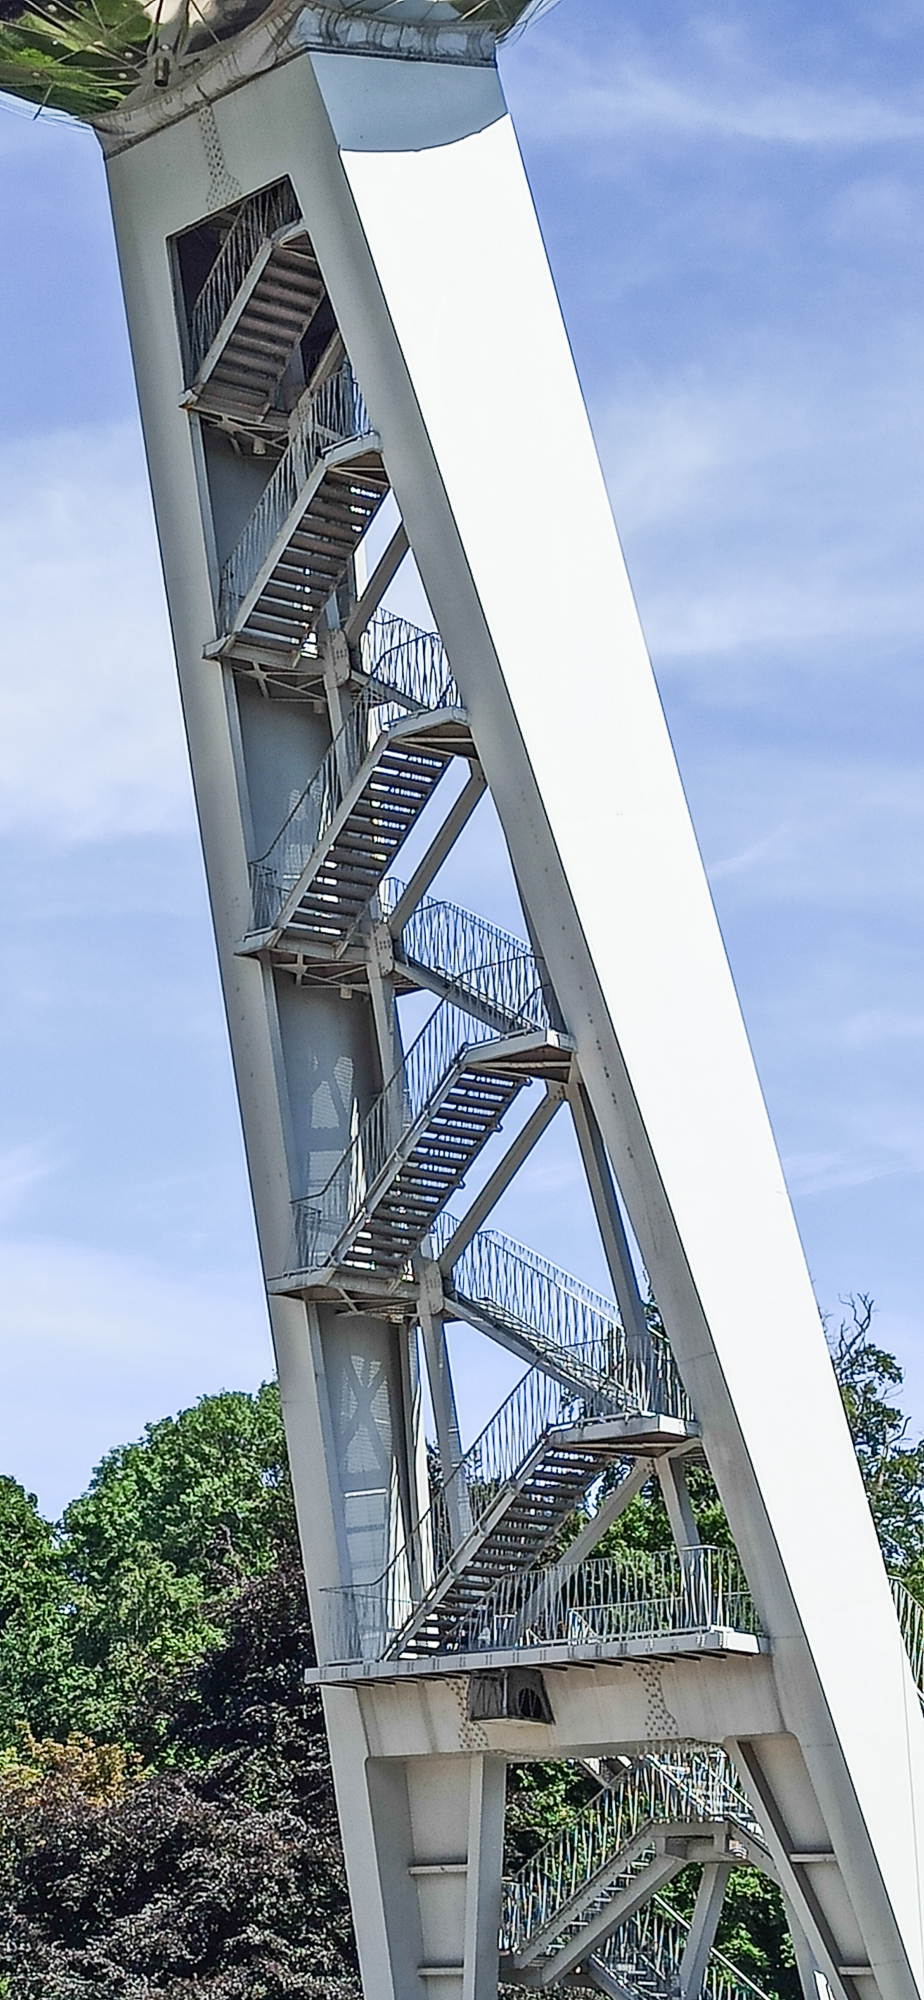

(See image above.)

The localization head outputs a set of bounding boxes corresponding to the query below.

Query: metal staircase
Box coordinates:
[97,123,923,2000]
[216,359,388,658]
[289,996,572,1277]
[502,1748,768,1988]
[437,1219,694,1415]
[186,181,326,423]
[382,880,556,1036]
[246,654,472,951]
[168,168,808,2000]
[396,1421,630,1659]
[318,1344,738,1670]
[586,1893,774,2000]
[320,1357,629,1665]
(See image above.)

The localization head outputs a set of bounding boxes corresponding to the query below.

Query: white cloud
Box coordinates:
[597,374,810,532]
[783,1098,924,1196]
[506,34,924,150]
[0,1141,56,1223]
[842,1009,924,1049]
[698,753,924,910]
[0,1234,271,1517]
[0,425,194,838]
[595,348,924,657]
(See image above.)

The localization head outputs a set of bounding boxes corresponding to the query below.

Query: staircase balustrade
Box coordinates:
[323,1542,759,1668]
[361,611,459,715]
[382,878,554,1034]
[594,1893,773,2000]
[431,1217,693,1424]
[189,180,302,380]
[892,1576,924,1702]
[502,1747,759,1960]
[456,1544,760,1658]
[218,361,374,633]
[290,997,525,1271]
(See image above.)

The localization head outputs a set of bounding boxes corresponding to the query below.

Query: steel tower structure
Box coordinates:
[2,2,924,1996]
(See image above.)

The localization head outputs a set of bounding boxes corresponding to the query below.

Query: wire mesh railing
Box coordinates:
[189,179,302,380]
[289,997,519,1272]
[249,654,464,938]
[381,880,554,1035]
[892,1576,924,1701]
[218,361,374,633]
[453,1545,760,1658]
[430,1216,693,1423]
[361,611,458,714]
[322,1544,760,1668]
[594,1892,773,2000]
[319,1363,619,1663]
[502,1747,759,1958]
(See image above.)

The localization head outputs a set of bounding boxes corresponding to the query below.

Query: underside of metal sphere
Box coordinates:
[0,0,538,122]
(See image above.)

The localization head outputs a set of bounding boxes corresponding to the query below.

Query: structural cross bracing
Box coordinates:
[95,64,924,2000]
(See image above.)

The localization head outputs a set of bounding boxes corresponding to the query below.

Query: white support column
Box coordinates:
[788,1896,827,2000]
[679,1863,732,2000]
[462,1756,506,2000]
[89,28,924,2000]
[416,1255,471,1548]
[658,1452,702,1553]
[568,1080,649,1360]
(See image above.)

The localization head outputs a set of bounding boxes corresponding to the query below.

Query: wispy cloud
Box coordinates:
[0,1140,55,1223]
[506,19,924,151]
[784,1126,924,1199]
[0,425,193,839]
[696,752,924,911]
[842,1009,924,1049]
[595,345,924,658]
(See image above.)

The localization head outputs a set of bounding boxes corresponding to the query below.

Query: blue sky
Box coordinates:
[0,0,923,1518]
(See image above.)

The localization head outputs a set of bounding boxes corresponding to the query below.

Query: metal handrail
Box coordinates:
[502,1747,759,1956]
[455,1545,760,1657]
[291,996,532,1272]
[597,1892,773,2000]
[249,638,463,938]
[382,880,554,1035]
[892,1576,924,1700]
[250,688,425,933]
[319,1363,617,1663]
[218,361,374,633]
[189,180,302,380]
[322,1544,760,1668]
[432,1216,693,1424]
[361,612,458,715]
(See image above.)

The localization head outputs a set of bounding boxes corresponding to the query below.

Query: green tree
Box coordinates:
[829,1296,924,1583]
[60,1383,294,1739]
[0,1294,921,1999]
[0,1478,82,1747]
[0,1557,361,1998]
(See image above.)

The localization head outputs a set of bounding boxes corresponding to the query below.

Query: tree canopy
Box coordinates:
[0,1299,919,1996]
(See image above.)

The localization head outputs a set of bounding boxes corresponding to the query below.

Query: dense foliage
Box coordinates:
[829,1296,924,1582]
[0,1299,919,1996]
[0,1391,360,1996]
[0,1559,359,1996]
